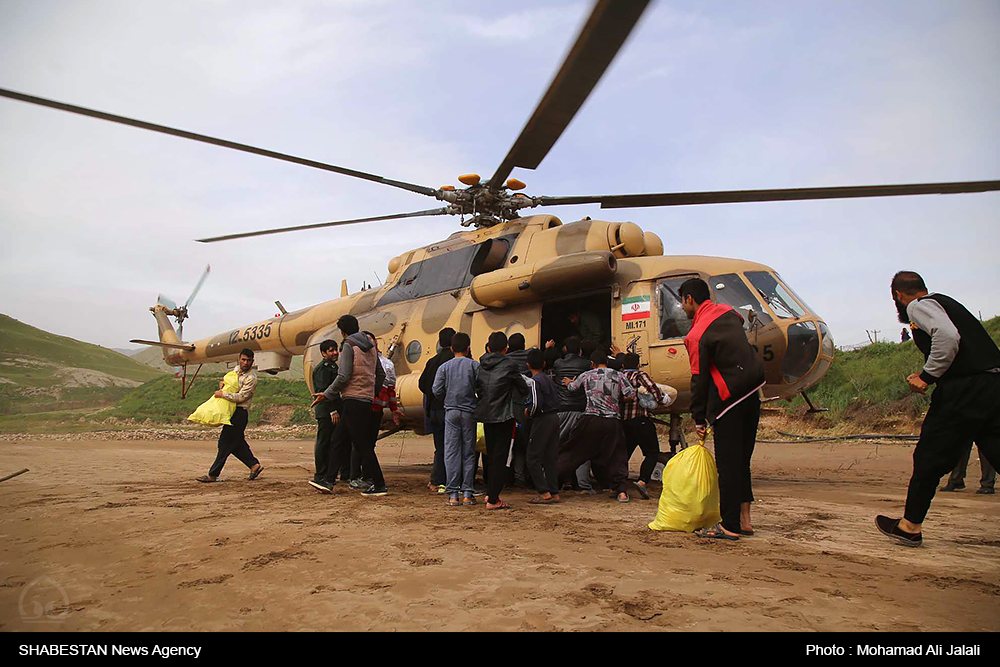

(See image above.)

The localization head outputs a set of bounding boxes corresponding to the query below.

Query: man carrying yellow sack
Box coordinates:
[195,349,263,483]
[680,278,765,540]
[188,371,240,426]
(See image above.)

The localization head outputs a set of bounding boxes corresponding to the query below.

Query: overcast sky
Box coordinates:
[1,0,998,353]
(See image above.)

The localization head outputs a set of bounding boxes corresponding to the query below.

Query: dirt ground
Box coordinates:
[1,434,998,632]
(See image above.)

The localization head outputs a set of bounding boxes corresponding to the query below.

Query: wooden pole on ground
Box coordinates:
[0,468,29,484]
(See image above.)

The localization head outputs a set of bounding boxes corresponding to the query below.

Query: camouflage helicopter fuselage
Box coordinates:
[151,215,834,431]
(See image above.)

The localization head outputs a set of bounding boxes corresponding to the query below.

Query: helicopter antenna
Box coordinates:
[373,271,383,286]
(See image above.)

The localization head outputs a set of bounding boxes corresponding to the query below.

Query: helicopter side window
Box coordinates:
[656,278,694,339]
[709,274,772,330]
[377,235,517,307]
[745,271,807,319]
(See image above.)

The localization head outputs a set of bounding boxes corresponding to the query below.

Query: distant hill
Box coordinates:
[0,313,165,414]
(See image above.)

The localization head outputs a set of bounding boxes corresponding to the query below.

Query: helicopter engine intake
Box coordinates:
[470,250,617,309]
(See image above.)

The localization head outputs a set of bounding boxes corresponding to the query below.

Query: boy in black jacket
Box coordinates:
[475,331,529,510]
[681,278,765,540]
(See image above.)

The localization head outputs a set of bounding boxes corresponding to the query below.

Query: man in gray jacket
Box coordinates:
[433,332,479,506]
[310,314,386,496]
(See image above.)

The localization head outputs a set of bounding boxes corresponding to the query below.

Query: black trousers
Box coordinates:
[427,407,447,486]
[314,416,334,481]
[209,407,258,477]
[510,419,532,487]
[623,416,660,484]
[327,399,385,487]
[483,420,515,504]
[712,393,760,534]
[557,415,628,494]
[352,410,384,480]
[527,412,560,495]
[905,374,1000,524]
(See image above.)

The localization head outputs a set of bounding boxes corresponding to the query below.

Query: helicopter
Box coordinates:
[2,1,997,449]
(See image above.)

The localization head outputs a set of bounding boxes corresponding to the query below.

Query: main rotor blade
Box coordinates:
[536,180,1000,209]
[0,88,439,198]
[185,264,211,308]
[195,207,453,243]
[488,0,651,190]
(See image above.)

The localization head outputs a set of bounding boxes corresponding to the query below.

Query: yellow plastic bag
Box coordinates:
[187,371,240,426]
[475,422,486,454]
[648,444,721,532]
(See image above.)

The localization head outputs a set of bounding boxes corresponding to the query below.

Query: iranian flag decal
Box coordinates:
[622,295,651,321]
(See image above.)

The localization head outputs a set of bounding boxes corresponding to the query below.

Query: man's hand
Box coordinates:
[330,412,339,425]
[310,393,326,408]
[561,376,574,386]
[392,411,401,426]
[213,390,224,399]
[695,424,707,441]
[218,380,225,390]
[610,344,623,356]
[545,339,556,349]
[907,373,929,395]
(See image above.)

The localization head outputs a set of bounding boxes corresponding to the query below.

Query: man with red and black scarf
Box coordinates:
[680,278,765,540]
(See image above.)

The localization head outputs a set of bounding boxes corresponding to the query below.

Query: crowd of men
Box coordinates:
[197,273,999,548]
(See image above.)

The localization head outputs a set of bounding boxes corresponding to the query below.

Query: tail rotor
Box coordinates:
[158,264,211,341]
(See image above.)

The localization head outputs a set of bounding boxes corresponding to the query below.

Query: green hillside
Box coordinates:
[97,372,314,425]
[789,316,1000,426]
[0,313,165,414]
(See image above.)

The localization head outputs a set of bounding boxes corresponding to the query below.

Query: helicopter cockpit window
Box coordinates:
[656,277,694,339]
[745,271,807,319]
[710,274,772,330]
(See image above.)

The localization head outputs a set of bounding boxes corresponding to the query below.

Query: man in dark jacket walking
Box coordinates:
[475,331,529,510]
[419,327,455,492]
[312,339,342,485]
[681,278,765,540]
[876,271,1000,547]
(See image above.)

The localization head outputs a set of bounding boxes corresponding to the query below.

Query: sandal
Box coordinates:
[248,465,264,481]
[528,495,554,505]
[633,481,650,500]
[446,497,461,507]
[196,475,217,483]
[462,496,476,506]
[486,501,512,511]
[694,523,740,540]
[739,529,754,536]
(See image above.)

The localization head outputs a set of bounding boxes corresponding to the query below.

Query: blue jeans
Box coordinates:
[444,409,477,497]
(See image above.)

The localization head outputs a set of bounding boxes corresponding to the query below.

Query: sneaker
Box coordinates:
[472,489,485,497]
[874,515,922,547]
[309,480,333,494]
[349,478,366,490]
[361,485,388,497]
[976,487,995,495]
[437,485,448,494]
[940,482,965,492]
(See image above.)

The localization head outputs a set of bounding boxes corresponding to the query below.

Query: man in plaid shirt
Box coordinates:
[619,353,663,499]
[560,350,636,503]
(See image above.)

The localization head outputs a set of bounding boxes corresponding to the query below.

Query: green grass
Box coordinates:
[788,315,1000,424]
[94,373,315,425]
